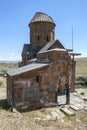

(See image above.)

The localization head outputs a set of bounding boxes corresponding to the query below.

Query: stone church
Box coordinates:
[7,12,80,111]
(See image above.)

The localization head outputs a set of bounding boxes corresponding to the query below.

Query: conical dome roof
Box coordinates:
[29,12,55,25]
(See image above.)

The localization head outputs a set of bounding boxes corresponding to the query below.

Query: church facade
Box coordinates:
[7,12,79,111]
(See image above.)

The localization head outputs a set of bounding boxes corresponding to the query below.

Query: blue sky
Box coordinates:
[0,0,87,61]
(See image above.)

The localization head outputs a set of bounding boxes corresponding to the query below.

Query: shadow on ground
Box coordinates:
[0,99,10,110]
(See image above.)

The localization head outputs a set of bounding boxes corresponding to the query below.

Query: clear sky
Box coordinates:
[0,0,87,61]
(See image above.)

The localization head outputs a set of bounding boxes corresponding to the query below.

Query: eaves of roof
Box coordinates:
[7,63,49,76]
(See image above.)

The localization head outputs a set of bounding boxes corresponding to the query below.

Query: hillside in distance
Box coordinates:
[0,62,18,74]
[0,57,87,77]
[75,57,87,77]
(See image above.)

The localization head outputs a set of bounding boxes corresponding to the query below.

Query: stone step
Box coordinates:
[75,104,83,109]
[60,107,74,116]
[51,111,59,119]
[84,104,87,108]
[83,107,87,112]
[56,109,65,118]
[83,105,87,112]
[70,105,80,111]
[51,111,64,122]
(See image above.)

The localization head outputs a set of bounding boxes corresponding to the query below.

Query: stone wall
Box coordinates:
[37,49,70,93]
[7,65,57,111]
[29,22,55,48]
[7,74,12,106]
[7,49,71,111]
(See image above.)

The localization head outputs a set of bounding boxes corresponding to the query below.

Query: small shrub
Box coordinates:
[75,85,86,89]
[40,108,46,113]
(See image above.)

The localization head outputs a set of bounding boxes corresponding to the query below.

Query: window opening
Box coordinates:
[37,76,39,83]
[37,75,42,85]
[38,36,40,41]
[47,36,49,42]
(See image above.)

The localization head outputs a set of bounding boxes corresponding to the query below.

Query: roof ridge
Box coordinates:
[38,40,57,53]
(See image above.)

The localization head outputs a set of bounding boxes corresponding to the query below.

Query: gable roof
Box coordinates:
[22,44,37,54]
[7,63,49,76]
[38,39,65,53]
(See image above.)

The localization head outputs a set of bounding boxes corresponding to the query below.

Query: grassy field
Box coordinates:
[0,62,18,74]
[75,57,87,77]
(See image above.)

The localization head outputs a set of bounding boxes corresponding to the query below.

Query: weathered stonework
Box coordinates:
[37,49,70,93]
[7,12,79,111]
[7,65,57,111]
[29,22,55,49]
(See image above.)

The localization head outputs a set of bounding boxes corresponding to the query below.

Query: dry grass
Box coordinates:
[75,57,87,77]
[23,108,51,119]
[0,62,18,74]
